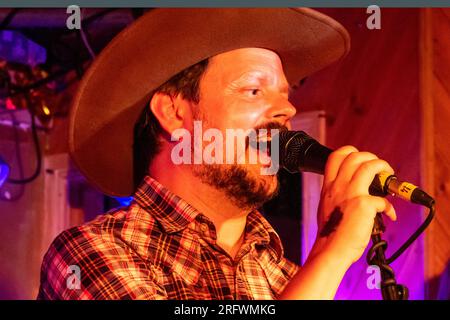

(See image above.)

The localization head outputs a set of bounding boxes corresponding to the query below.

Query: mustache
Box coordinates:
[253,122,289,133]
[246,122,288,151]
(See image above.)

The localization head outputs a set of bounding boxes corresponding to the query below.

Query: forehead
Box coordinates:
[205,48,288,85]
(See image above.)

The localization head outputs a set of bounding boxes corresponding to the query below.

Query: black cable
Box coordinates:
[365,202,436,300]
[6,98,42,184]
[366,214,409,300]
[0,111,25,201]
[387,203,436,264]
[79,9,96,59]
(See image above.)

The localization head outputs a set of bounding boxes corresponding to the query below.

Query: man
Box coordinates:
[38,8,396,299]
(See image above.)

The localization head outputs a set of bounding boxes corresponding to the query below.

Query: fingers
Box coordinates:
[334,151,378,188]
[324,146,358,188]
[383,198,397,221]
[349,195,397,222]
[365,196,397,222]
[323,147,397,222]
[349,158,394,195]
[325,146,395,198]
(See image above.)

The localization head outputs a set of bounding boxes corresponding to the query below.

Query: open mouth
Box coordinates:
[247,131,272,158]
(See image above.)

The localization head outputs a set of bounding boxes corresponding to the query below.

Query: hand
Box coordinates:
[312,146,397,265]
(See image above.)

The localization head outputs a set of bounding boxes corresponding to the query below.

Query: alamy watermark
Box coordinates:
[367,5,381,30]
[66,5,81,30]
[170,121,280,175]
[66,265,81,290]
[366,265,382,290]
[65,5,382,31]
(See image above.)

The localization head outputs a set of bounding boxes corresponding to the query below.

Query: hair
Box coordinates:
[133,59,209,188]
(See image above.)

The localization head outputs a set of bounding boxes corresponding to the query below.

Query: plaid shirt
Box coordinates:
[37,176,298,300]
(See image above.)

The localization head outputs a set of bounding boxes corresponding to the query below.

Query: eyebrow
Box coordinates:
[229,71,291,93]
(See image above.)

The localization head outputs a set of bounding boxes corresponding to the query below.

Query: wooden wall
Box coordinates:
[289,8,449,300]
[0,129,48,299]
[421,8,450,300]
[290,8,438,299]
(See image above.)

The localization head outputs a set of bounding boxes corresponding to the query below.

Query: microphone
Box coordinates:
[277,130,435,207]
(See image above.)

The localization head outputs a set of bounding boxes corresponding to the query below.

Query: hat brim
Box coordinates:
[69,8,350,197]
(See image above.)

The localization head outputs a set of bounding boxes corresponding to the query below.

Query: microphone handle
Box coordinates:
[291,142,389,197]
[279,132,434,207]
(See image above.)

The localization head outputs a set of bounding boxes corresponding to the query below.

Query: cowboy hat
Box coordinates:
[69,8,350,197]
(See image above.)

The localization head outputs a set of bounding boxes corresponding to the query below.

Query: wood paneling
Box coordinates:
[291,8,427,299]
[291,7,449,300]
[422,8,450,300]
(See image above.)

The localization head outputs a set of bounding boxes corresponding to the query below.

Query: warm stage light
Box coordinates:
[42,105,50,116]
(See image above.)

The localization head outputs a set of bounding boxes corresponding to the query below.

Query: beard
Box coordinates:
[193,162,278,210]
[190,111,286,210]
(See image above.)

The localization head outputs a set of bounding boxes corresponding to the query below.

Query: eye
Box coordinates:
[244,88,262,97]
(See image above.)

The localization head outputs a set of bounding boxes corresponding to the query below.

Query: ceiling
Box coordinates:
[0,8,149,72]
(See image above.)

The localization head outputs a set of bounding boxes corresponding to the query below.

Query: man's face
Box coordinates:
[188,48,297,209]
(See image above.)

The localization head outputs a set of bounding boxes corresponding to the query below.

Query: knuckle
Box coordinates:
[379,160,392,171]
[344,152,361,162]
[372,159,394,173]
[381,160,394,173]
[333,145,359,157]
[360,151,378,160]
[359,161,373,172]
[352,195,367,207]
[326,153,340,165]
[340,152,379,170]
[346,152,366,162]
[347,151,378,163]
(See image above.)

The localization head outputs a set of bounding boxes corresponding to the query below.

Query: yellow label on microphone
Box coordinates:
[377,171,392,188]
[397,182,418,201]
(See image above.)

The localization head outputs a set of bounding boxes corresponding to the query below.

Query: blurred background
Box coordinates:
[0,8,448,300]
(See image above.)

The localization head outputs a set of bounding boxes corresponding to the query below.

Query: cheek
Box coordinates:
[216,100,266,130]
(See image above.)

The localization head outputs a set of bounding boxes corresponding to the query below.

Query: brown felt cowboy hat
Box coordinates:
[69,8,350,197]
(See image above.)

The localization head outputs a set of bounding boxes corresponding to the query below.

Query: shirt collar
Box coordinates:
[134,175,285,261]
[134,175,201,234]
[245,210,285,262]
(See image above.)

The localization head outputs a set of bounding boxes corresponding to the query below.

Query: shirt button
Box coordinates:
[200,223,208,233]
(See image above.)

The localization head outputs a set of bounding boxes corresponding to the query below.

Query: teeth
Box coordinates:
[256,134,271,142]
[247,132,272,150]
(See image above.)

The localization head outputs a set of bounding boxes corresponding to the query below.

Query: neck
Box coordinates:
[149,151,250,258]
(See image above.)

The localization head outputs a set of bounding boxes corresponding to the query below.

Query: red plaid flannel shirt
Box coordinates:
[37,176,298,300]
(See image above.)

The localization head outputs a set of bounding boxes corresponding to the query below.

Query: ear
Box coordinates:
[149,92,190,135]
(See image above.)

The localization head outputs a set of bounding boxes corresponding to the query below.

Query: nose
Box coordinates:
[264,96,297,125]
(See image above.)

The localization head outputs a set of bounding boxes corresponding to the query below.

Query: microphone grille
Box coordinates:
[278,131,316,173]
